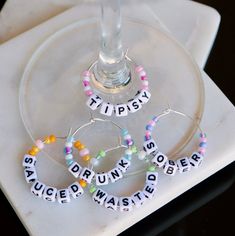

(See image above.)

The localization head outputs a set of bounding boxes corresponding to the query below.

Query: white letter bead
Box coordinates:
[108,168,123,183]
[42,186,57,202]
[57,189,71,204]
[22,154,36,168]
[104,195,119,211]
[127,98,142,113]
[143,139,158,155]
[119,197,133,212]
[24,167,37,183]
[95,173,109,186]
[86,94,103,110]
[146,171,158,186]
[68,162,82,178]
[116,157,131,173]
[189,152,204,168]
[115,104,128,117]
[80,167,95,183]
[163,160,178,176]
[177,157,191,173]
[152,152,168,168]
[100,102,114,116]
[30,181,46,198]
[143,184,157,199]
[137,90,151,104]
[92,188,108,205]
[131,191,146,208]
[68,182,84,199]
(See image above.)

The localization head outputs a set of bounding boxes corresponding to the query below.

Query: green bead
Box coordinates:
[99,150,106,158]
[148,165,156,172]
[131,145,138,154]
[89,185,96,193]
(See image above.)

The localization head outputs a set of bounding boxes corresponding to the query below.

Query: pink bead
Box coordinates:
[146,130,151,136]
[141,76,147,81]
[139,70,146,77]
[199,148,206,155]
[83,80,90,86]
[85,90,93,96]
[79,148,89,157]
[35,140,44,149]
[142,80,149,86]
[135,65,143,73]
[82,70,91,77]
[200,137,207,143]
[141,85,149,91]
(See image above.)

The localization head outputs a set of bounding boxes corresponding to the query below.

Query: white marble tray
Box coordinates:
[0,3,234,236]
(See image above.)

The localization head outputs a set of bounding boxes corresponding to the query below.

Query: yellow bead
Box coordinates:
[49,135,56,143]
[31,146,40,154]
[83,155,91,162]
[79,179,87,188]
[44,136,51,144]
[28,150,37,156]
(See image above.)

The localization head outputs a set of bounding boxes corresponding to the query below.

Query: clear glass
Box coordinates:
[94,0,131,90]
[19,2,205,179]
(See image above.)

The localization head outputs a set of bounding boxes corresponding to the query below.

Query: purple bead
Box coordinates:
[126,139,133,146]
[65,147,72,154]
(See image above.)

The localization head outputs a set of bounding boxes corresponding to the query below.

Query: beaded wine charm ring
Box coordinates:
[22,135,85,204]
[63,117,137,188]
[140,108,207,176]
[82,57,151,117]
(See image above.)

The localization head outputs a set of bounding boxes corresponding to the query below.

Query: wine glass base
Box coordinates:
[19,17,204,175]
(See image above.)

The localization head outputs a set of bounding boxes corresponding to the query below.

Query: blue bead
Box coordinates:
[66,159,74,167]
[152,116,158,122]
[146,125,153,131]
[199,142,207,148]
[67,136,74,143]
[122,129,128,136]
[125,155,132,161]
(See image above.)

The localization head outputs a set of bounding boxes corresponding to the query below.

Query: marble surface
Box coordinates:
[0,0,220,68]
[0,2,233,236]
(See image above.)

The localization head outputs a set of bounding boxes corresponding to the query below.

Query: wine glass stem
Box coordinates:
[94,0,131,90]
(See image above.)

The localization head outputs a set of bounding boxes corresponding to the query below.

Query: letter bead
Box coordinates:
[95,173,109,186]
[68,162,82,178]
[86,94,103,110]
[189,152,204,168]
[131,191,146,208]
[100,102,114,116]
[163,160,178,176]
[119,197,133,212]
[68,182,84,199]
[143,139,158,155]
[22,154,36,168]
[104,195,119,211]
[42,186,57,202]
[115,104,128,117]
[92,188,108,205]
[127,98,142,113]
[146,171,158,186]
[108,168,123,183]
[177,157,191,173]
[24,167,37,183]
[31,181,46,198]
[57,189,71,204]
[143,184,157,199]
[151,152,168,168]
[116,157,131,173]
[80,167,95,183]
[137,90,151,104]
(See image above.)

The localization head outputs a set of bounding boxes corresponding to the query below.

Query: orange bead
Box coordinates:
[79,179,87,188]
[31,146,40,154]
[44,136,51,144]
[83,155,91,162]
[49,135,56,143]
[28,149,37,156]
[77,144,85,150]
[74,140,82,148]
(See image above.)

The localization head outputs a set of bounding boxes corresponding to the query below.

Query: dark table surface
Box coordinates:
[0,0,234,235]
